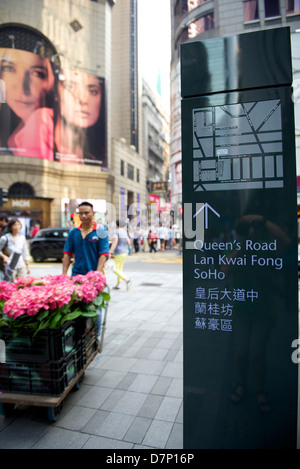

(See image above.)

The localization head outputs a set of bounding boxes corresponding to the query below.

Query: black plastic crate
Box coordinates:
[81,319,98,364]
[1,320,81,363]
[0,345,83,396]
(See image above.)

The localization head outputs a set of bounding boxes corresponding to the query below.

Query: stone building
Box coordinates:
[0,0,147,233]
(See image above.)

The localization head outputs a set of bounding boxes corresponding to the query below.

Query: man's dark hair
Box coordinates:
[116,219,126,228]
[78,201,94,211]
[0,216,8,223]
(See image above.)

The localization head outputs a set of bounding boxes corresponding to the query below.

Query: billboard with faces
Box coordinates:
[0,47,107,167]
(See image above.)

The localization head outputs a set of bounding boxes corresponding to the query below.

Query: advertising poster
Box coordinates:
[54,68,107,166]
[0,47,54,160]
[0,47,107,167]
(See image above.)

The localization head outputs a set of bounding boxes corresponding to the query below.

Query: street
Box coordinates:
[28,249,183,278]
[0,249,184,449]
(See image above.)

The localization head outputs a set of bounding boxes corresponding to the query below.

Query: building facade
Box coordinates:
[170,0,300,218]
[0,0,147,234]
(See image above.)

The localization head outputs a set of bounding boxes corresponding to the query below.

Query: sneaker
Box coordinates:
[113,285,120,290]
[126,279,133,291]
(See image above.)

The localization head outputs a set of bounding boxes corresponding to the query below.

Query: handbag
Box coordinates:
[105,257,115,271]
[0,235,10,272]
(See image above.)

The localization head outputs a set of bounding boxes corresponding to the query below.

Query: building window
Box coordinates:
[286,0,300,14]
[264,0,280,17]
[137,169,140,183]
[187,0,208,12]
[188,13,214,37]
[243,1,259,21]
[120,160,124,176]
[8,182,35,197]
[127,163,134,180]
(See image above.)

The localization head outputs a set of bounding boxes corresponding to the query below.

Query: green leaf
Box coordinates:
[101,292,110,302]
[49,312,62,329]
[36,310,50,322]
[33,319,50,337]
[93,296,103,307]
[60,311,81,325]
[81,310,98,318]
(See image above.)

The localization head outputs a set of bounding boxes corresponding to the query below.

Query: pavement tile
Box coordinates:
[111,391,149,415]
[155,396,182,422]
[91,411,135,439]
[165,422,183,449]
[0,253,184,449]
[137,394,164,418]
[76,386,113,409]
[128,374,159,393]
[32,426,90,449]
[124,416,152,444]
[54,405,98,431]
[142,419,174,448]
[0,417,49,449]
[83,435,133,449]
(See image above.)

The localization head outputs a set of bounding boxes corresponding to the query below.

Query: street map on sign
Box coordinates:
[192,99,283,191]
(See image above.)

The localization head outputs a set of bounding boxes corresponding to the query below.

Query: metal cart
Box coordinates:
[0,293,109,422]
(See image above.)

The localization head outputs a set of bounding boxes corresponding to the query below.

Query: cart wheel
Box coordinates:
[47,401,64,422]
[0,402,15,417]
[73,372,85,391]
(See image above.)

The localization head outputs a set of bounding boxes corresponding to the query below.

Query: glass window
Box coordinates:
[137,168,140,183]
[264,0,280,17]
[127,163,134,180]
[188,13,214,38]
[187,0,208,12]
[286,0,300,14]
[175,0,188,24]
[43,231,53,238]
[243,0,259,21]
[120,160,124,176]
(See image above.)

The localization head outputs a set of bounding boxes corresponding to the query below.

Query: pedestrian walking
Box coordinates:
[132,228,141,253]
[158,224,167,251]
[149,230,157,253]
[168,225,175,249]
[142,227,149,252]
[108,219,132,290]
[0,216,8,235]
[62,201,109,276]
[0,218,30,281]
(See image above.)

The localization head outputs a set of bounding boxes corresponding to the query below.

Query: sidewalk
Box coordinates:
[0,250,183,449]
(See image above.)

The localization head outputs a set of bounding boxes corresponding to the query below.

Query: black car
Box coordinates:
[30,228,70,262]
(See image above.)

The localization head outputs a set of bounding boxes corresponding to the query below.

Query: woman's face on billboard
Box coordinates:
[59,69,101,128]
[0,49,51,121]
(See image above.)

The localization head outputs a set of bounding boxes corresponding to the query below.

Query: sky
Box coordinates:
[138,0,171,112]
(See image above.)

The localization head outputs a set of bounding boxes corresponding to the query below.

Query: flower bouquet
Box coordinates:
[0,271,110,337]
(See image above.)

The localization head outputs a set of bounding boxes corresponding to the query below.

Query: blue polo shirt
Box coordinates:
[64,222,109,276]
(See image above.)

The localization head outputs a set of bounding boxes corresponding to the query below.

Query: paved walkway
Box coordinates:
[0,250,183,449]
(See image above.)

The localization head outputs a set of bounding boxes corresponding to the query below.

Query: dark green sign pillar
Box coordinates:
[181,27,298,449]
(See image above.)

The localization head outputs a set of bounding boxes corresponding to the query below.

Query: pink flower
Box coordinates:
[14,276,36,288]
[1,271,107,321]
[0,282,18,301]
[84,271,106,292]
[74,282,98,303]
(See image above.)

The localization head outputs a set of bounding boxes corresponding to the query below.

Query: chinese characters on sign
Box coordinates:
[194,286,259,332]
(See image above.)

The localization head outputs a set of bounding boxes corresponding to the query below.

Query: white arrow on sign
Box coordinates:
[193,203,220,229]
